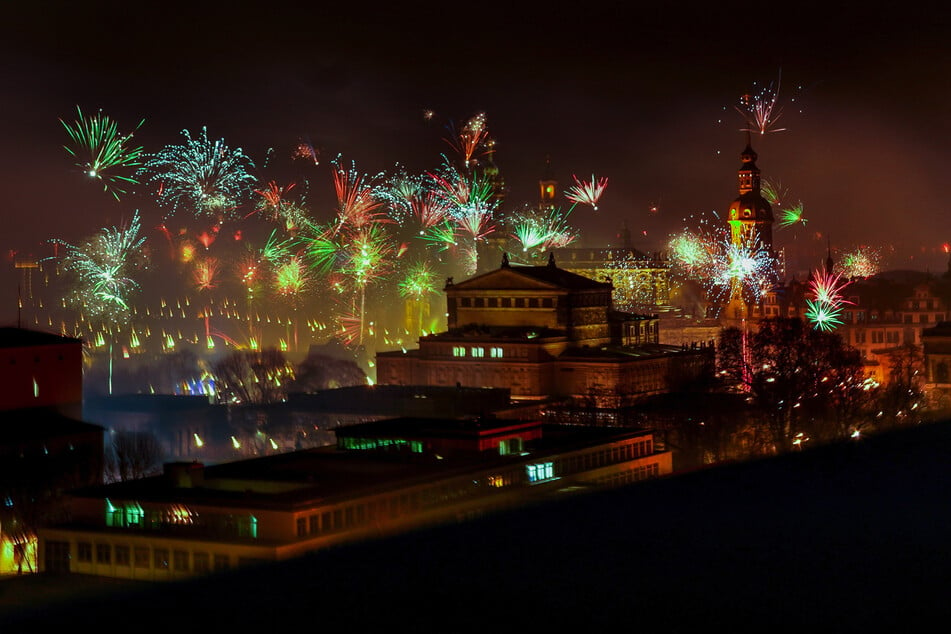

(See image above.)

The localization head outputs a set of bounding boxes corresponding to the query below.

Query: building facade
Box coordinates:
[39,419,671,580]
[376,254,713,406]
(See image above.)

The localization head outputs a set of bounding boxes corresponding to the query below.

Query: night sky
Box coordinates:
[2,3,950,274]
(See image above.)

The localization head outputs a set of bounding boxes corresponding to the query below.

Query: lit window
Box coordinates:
[526,462,554,483]
[471,347,485,358]
[490,347,504,358]
[453,346,466,357]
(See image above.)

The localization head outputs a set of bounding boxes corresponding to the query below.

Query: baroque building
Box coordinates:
[376,253,713,408]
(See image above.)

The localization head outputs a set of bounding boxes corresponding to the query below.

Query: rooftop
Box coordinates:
[0,327,82,349]
[63,422,652,511]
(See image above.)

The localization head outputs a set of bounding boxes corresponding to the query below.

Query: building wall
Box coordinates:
[39,432,671,579]
[0,341,83,416]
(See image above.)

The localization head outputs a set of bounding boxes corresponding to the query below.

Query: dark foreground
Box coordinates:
[5,419,951,632]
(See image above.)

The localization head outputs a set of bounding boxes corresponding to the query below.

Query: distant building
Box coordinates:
[759,270,949,384]
[922,321,951,410]
[38,418,670,580]
[376,254,713,408]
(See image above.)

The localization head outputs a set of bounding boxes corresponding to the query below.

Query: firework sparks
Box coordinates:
[761,178,787,208]
[667,230,716,277]
[332,157,386,231]
[444,113,489,168]
[706,231,778,305]
[60,106,145,199]
[140,127,257,220]
[837,246,882,279]
[52,210,148,320]
[565,174,608,210]
[736,71,787,135]
[804,268,852,332]
[292,139,319,166]
[398,260,439,300]
[777,202,807,228]
[193,257,221,292]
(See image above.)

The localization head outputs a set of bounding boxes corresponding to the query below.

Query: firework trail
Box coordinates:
[60,106,145,199]
[565,174,608,210]
[140,127,257,221]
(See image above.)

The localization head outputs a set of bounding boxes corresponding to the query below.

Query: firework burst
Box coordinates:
[736,71,787,136]
[444,113,489,168]
[804,268,852,332]
[777,202,807,229]
[140,127,257,221]
[332,157,386,231]
[837,246,882,279]
[52,210,148,320]
[565,174,608,210]
[60,106,145,199]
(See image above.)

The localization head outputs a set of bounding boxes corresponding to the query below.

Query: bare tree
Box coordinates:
[212,348,293,404]
[105,430,165,482]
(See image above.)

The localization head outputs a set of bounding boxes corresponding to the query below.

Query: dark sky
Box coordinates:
[2,3,950,273]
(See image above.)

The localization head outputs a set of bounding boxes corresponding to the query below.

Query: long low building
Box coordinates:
[39,417,670,580]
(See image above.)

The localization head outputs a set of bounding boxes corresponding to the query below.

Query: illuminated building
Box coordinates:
[38,418,670,580]
[553,223,671,313]
[376,254,713,408]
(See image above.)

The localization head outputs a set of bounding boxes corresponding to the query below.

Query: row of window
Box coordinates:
[458,297,555,309]
[595,463,661,487]
[293,439,656,540]
[452,346,504,358]
[75,541,233,574]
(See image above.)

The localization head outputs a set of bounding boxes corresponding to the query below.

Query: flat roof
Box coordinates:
[67,423,654,510]
[0,327,82,349]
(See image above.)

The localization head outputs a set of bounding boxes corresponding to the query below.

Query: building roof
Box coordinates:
[448,259,611,292]
[64,422,652,511]
[0,327,82,349]
[556,343,707,360]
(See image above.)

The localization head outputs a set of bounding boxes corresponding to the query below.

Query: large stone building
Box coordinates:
[376,254,713,408]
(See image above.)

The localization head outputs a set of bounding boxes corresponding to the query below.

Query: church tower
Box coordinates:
[722,134,778,322]
[726,133,774,251]
[538,155,558,211]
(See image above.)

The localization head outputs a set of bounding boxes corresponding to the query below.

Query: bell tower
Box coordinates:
[538,155,558,211]
[727,133,774,250]
[722,134,779,322]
